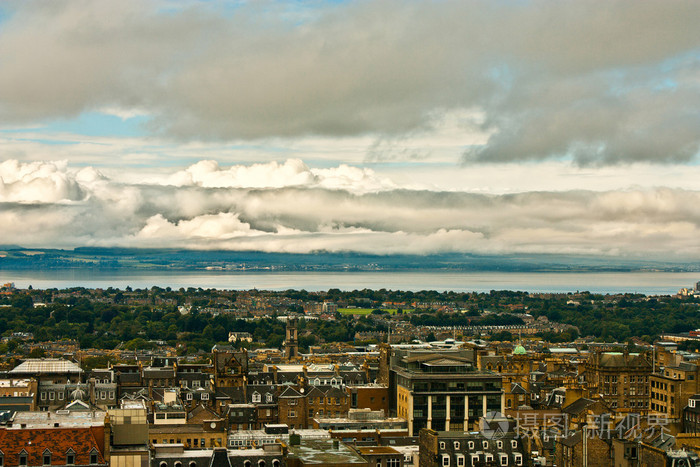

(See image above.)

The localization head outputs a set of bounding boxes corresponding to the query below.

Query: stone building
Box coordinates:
[390,348,503,435]
[582,351,652,412]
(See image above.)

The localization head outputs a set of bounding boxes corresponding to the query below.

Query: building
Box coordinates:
[582,351,651,411]
[650,361,700,425]
[389,348,503,435]
[418,425,526,467]
[151,444,286,467]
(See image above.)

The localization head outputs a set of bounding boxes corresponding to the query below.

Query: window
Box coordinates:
[252,392,261,403]
[485,454,493,463]
[497,440,503,449]
[482,441,488,449]
[454,441,460,449]
[193,381,201,388]
[258,461,266,467]
[20,451,28,467]
[43,450,51,465]
[244,462,252,467]
[288,410,296,417]
[457,455,465,467]
[201,393,209,401]
[500,454,508,466]
[511,440,518,448]
[266,393,273,403]
[190,462,197,467]
[49,392,55,401]
[442,455,450,466]
[0,455,4,467]
[186,393,193,400]
[175,463,182,467]
[387,459,400,467]
[514,454,523,466]
[58,392,64,400]
[439,442,446,449]
[468,441,474,450]
[90,449,98,464]
[159,463,167,467]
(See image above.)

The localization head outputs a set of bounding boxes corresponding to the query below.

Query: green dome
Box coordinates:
[513,345,527,355]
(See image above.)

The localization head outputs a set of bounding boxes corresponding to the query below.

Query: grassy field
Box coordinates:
[338,308,400,315]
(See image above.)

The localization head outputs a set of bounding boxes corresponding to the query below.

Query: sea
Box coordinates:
[1,270,698,295]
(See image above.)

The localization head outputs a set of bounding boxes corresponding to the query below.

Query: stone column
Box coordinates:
[482,394,488,417]
[427,395,432,430]
[446,396,451,430]
[408,394,414,437]
[463,396,470,431]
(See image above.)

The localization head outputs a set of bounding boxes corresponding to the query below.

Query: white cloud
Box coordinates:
[2,159,700,260]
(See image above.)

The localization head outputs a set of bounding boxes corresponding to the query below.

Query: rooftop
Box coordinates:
[9,359,82,375]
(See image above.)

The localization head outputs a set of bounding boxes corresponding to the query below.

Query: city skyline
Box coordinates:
[1,1,700,260]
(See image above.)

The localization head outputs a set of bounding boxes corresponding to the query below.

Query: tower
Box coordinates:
[285,317,299,361]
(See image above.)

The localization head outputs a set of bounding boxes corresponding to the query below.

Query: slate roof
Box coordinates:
[562,398,597,416]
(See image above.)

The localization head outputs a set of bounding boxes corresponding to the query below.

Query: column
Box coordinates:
[501,392,506,413]
[446,396,451,430]
[482,394,488,417]
[408,394,414,437]
[463,396,469,431]
[427,395,432,430]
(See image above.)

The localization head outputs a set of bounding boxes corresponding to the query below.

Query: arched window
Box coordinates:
[189,462,197,467]
[272,461,280,467]
[174,462,182,467]
[243,461,252,467]
[258,461,266,467]
[159,463,168,467]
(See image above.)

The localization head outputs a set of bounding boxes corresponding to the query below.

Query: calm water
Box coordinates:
[1,270,698,295]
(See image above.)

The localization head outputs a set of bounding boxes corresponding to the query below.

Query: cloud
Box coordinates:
[0,1,699,164]
[2,159,700,259]
[163,159,396,194]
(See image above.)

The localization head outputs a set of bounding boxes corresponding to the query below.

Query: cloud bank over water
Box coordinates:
[2,159,700,259]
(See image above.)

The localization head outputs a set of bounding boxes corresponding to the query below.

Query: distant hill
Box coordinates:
[0,246,698,273]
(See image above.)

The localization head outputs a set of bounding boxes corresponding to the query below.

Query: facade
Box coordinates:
[390,349,503,435]
[418,427,526,467]
[582,351,652,411]
[650,361,700,424]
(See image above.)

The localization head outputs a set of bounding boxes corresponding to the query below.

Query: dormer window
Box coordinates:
[19,451,28,467]
[201,393,209,400]
[186,393,193,401]
[252,392,261,403]
[89,448,99,465]
[66,449,75,466]
[43,449,52,465]
[266,393,273,403]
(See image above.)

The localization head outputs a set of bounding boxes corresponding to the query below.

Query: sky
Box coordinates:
[1,0,700,260]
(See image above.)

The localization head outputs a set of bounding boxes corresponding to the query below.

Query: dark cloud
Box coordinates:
[0,1,698,164]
